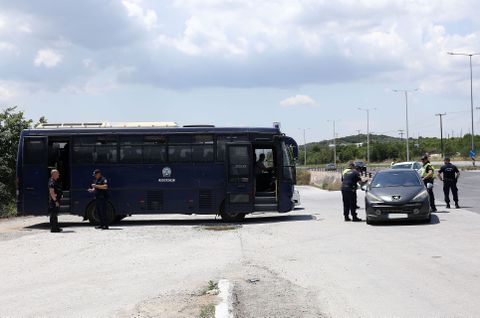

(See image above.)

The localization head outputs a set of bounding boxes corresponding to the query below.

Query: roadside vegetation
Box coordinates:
[296,169,311,185]
[0,107,45,218]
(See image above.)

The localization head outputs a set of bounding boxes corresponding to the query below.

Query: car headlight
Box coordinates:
[412,190,429,202]
[366,192,383,203]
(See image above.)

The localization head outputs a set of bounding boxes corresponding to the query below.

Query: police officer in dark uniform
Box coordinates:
[438,157,460,209]
[89,169,109,230]
[341,162,365,222]
[48,169,63,233]
[420,155,437,212]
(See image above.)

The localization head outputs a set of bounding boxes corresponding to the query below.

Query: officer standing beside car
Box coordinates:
[438,157,460,209]
[89,169,109,230]
[341,162,366,222]
[420,155,437,212]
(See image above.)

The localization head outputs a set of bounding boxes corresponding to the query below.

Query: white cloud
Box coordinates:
[34,49,63,68]
[0,84,14,100]
[122,0,158,30]
[280,95,317,107]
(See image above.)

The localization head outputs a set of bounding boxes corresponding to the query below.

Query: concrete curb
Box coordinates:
[215,279,233,318]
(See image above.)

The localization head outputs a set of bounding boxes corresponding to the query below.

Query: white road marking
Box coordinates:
[215,279,233,318]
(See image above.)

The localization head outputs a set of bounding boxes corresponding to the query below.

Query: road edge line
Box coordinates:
[215,279,233,318]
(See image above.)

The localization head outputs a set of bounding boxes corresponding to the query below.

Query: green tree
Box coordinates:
[0,107,42,216]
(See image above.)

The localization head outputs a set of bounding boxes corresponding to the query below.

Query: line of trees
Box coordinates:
[0,107,44,217]
[298,134,480,165]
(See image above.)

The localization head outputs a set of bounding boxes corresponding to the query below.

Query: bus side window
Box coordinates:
[72,136,95,164]
[143,136,167,163]
[168,135,192,162]
[193,135,214,162]
[24,139,47,164]
[119,136,143,163]
[216,135,248,161]
[94,136,117,163]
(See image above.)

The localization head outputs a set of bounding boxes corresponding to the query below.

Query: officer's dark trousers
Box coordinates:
[342,189,357,218]
[95,198,108,227]
[424,180,436,210]
[49,203,60,230]
[443,180,459,204]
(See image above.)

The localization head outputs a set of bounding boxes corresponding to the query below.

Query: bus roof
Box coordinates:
[22,125,282,136]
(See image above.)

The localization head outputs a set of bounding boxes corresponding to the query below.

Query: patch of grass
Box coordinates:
[0,201,16,218]
[296,169,311,185]
[201,280,219,296]
[198,303,215,318]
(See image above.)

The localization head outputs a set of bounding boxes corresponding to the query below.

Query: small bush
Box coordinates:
[296,169,311,185]
[0,201,16,218]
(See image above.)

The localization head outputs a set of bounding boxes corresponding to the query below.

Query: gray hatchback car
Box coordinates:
[365,169,431,224]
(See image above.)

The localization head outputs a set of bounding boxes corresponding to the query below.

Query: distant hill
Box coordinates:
[307,134,403,146]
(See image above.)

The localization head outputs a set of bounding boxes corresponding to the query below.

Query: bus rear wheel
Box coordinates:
[220,212,246,222]
[86,201,116,225]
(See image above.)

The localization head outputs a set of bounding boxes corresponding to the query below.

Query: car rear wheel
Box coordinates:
[220,212,246,222]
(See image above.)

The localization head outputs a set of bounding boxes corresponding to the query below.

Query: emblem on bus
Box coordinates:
[159,167,175,183]
[162,167,172,178]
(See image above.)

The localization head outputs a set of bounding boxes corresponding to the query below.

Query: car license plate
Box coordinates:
[388,213,408,219]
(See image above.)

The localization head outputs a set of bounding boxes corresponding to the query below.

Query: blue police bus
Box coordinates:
[16,122,298,223]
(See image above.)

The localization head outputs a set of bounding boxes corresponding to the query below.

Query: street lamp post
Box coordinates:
[358,107,376,163]
[327,120,338,164]
[393,89,418,161]
[435,113,447,158]
[298,128,311,166]
[447,52,480,165]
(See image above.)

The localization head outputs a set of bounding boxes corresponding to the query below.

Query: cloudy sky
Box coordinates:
[1,0,480,143]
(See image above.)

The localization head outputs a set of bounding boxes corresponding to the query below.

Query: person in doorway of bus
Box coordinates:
[438,157,460,209]
[89,169,109,230]
[48,169,63,233]
[341,162,367,222]
[420,155,437,212]
[255,154,273,191]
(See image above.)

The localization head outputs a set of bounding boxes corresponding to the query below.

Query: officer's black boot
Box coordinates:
[455,202,460,209]
[344,216,351,221]
[446,203,451,209]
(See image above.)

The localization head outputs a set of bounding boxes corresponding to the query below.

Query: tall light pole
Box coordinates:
[393,89,418,161]
[435,113,447,158]
[298,128,311,166]
[327,120,338,164]
[358,107,376,163]
[447,52,479,164]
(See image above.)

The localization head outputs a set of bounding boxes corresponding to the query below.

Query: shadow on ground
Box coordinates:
[25,214,316,230]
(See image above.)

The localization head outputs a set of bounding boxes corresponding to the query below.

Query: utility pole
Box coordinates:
[435,113,447,158]
[398,130,405,141]
[298,128,310,166]
[327,120,338,164]
[448,52,479,165]
[358,107,376,163]
[356,129,361,135]
[393,89,418,161]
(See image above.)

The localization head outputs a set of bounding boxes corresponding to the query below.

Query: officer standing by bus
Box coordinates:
[420,155,437,212]
[341,162,365,222]
[48,169,63,233]
[438,157,460,209]
[89,169,109,230]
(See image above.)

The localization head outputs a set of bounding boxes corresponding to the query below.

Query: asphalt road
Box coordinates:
[433,170,480,214]
[1,182,480,317]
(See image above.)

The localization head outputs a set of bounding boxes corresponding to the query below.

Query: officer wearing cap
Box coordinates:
[89,169,109,229]
[420,155,437,212]
[341,162,365,222]
[342,164,360,209]
[438,157,460,209]
[48,169,63,233]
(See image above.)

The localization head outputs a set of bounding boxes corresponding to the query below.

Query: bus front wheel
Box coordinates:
[86,201,116,225]
[220,212,246,222]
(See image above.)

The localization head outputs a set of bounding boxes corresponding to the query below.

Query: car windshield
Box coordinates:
[371,171,421,188]
[392,164,412,169]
